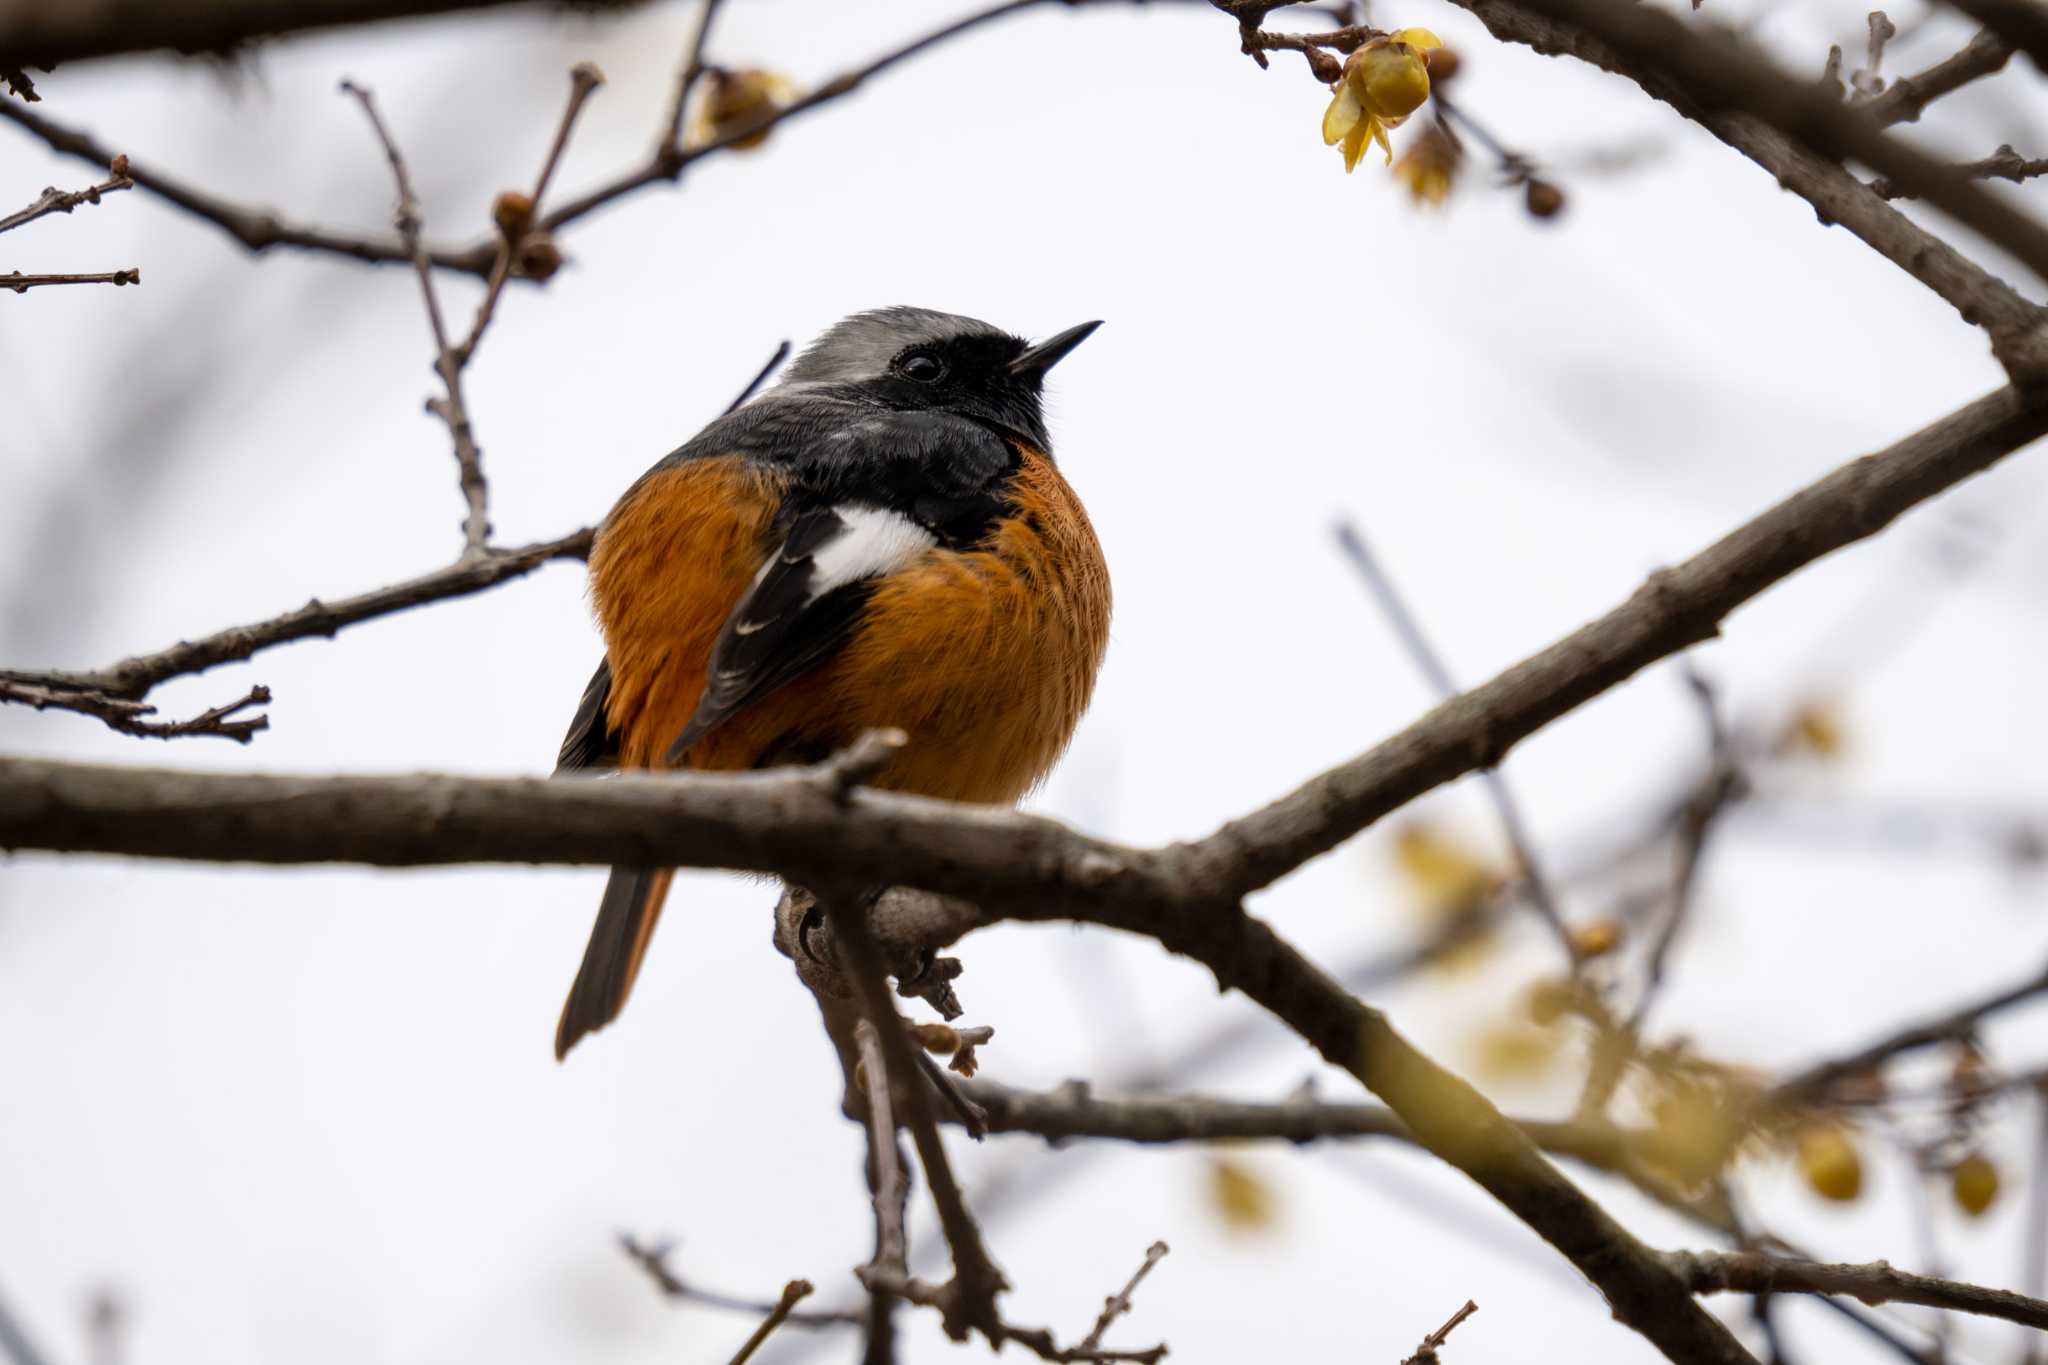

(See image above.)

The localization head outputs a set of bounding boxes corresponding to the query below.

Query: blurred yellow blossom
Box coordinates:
[690,68,800,151]
[1796,1123,1864,1202]
[1323,28,1442,171]
[1953,1152,1999,1216]
[1778,698,1848,760]
[1393,821,1501,916]
[1207,1157,1280,1234]
[1393,123,1460,206]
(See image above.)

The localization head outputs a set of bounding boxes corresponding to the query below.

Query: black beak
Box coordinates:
[1009,320,1103,380]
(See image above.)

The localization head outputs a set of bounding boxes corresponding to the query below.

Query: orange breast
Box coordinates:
[595,448,1111,806]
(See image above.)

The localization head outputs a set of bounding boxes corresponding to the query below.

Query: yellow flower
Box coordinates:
[1393,123,1460,206]
[689,68,800,151]
[1323,28,1442,171]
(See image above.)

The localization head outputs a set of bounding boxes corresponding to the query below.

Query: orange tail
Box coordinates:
[555,866,675,1060]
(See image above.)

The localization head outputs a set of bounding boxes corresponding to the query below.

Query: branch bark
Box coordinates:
[0,0,544,69]
[1441,0,2046,370]
[1667,1249,2048,1331]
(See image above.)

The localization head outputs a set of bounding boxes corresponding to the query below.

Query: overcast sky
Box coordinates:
[4,2,2048,1362]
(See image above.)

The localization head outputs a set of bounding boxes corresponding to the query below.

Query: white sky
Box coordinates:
[4,2,2048,1363]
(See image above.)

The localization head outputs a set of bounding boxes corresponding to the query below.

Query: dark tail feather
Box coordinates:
[555,866,675,1060]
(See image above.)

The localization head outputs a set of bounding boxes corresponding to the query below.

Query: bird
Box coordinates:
[552,307,1112,1059]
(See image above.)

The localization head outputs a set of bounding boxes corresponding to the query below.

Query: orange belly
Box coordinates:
[592,448,1110,805]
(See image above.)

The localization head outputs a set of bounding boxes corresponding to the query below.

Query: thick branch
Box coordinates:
[1941,0,2048,72]
[1204,384,2047,898]
[1668,1250,2048,1331]
[1442,0,2044,359]
[0,0,543,69]
[1476,0,2048,288]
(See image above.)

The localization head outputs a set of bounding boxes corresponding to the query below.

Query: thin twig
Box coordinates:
[0,268,137,291]
[1073,1242,1169,1356]
[661,0,727,154]
[2017,1085,2048,1365]
[0,527,589,710]
[1332,519,1577,964]
[618,1236,860,1328]
[1401,1299,1478,1365]
[1772,955,2048,1109]
[1632,664,1742,1027]
[724,1280,816,1365]
[0,163,130,235]
[456,61,606,366]
[339,78,491,557]
[0,678,269,741]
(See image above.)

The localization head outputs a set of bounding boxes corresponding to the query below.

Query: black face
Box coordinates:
[866,332,1052,450]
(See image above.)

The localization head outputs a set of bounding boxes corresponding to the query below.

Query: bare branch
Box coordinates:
[1207,384,2048,903]
[1874,144,2048,200]
[1940,0,2048,72]
[0,0,543,69]
[1632,666,1742,1027]
[1401,1300,1478,1365]
[0,2,1162,282]
[1333,519,1577,965]
[619,1235,860,1329]
[0,268,137,291]
[1073,1242,1168,1359]
[0,527,590,710]
[853,1019,912,1286]
[1667,1249,2048,1331]
[1771,955,2048,1109]
[0,97,490,274]
[456,61,606,368]
[340,77,494,555]
[0,162,130,235]
[660,0,727,154]
[1863,29,2014,125]
[1441,0,2045,367]
[0,680,270,742]
[723,1279,815,1365]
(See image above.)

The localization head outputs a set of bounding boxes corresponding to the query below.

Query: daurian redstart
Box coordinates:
[553,307,1111,1058]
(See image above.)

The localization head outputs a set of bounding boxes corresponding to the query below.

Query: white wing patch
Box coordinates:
[810,505,937,596]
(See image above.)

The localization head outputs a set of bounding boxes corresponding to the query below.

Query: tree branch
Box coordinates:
[0,268,137,291]
[0,97,493,275]
[1770,954,2048,1109]
[1940,0,2048,72]
[0,0,547,69]
[1861,29,2014,126]
[1667,1249,2048,1331]
[1438,0,2045,368]
[0,162,130,235]
[0,526,589,710]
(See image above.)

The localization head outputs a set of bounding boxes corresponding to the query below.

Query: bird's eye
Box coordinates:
[898,351,946,383]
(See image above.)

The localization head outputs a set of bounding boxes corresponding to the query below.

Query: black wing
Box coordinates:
[663,501,923,765]
[556,657,619,772]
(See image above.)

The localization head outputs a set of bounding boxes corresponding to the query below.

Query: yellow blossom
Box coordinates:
[1393,124,1459,206]
[689,68,800,151]
[1323,28,1442,171]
